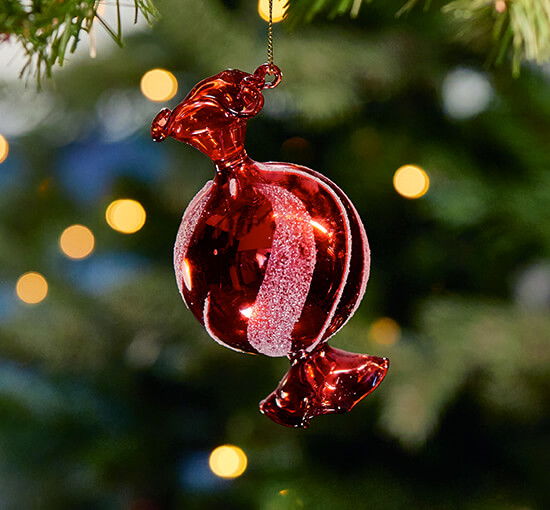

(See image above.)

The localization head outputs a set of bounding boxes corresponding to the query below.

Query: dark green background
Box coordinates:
[0,1,548,508]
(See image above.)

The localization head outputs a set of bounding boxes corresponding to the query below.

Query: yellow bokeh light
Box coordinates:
[393,165,430,199]
[368,317,401,346]
[59,224,95,259]
[140,68,178,102]
[209,444,248,479]
[258,0,288,23]
[16,272,48,304]
[0,135,9,164]
[106,199,146,234]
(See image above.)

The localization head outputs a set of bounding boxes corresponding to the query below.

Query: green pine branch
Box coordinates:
[1,0,549,81]
[287,0,550,72]
[443,0,550,74]
[0,0,159,83]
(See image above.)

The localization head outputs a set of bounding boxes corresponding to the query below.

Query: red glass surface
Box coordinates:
[261,345,389,428]
[152,64,389,427]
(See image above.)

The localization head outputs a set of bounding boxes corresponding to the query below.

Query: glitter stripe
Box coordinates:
[247,184,317,357]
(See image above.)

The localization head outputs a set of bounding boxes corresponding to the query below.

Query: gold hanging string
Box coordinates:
[267,0,274,66]
[254,0,282,89]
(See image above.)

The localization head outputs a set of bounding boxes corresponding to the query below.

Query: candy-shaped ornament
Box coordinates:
[152,64,389,428]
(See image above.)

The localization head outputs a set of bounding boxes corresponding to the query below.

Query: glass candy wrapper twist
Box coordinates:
[151,64,389,427]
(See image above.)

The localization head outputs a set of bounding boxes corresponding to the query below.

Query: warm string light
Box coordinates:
[105,199,146,234]
[140,69,178,102]
[393,164,430,199]
[59,224,95,259]
[258,0,288,23]
[0,134,9,164]
[17,199,143,307]
[16,272,48,304]
[208,445,248,479]
[368,317,401,345]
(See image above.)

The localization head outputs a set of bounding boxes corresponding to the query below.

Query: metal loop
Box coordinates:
[253,63,283,89]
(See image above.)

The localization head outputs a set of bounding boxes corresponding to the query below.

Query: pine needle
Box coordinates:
[287,0,550,72]
[0,0,159,83]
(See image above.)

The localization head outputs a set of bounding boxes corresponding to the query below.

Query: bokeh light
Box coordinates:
[258,0,288,22]
[368,317,401,345]
[106,199,146,234]
[140,69,178,102]
[0,134,9,163]
[208,445,248,479]
[281,136,313,164]
[59,224,95,259]
[442,68,493,119]
[393,165,430,199]
[16,272,48,304]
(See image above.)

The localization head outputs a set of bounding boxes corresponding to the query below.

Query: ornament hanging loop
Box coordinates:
[254,63,282,89]
[253,0,281,89]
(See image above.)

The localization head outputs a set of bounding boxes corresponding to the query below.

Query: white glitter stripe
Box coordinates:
[247,184,317,357]
[256,163,352,352]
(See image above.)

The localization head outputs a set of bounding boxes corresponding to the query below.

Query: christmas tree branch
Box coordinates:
[0,0,158,82]
[287,0,550,72]
[1,0,548,81]
[442,0,550,74]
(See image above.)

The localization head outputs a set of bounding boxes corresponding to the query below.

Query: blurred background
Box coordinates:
[0,0,549,508]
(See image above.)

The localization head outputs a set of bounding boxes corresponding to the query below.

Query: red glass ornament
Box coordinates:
[152,64,389,428]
